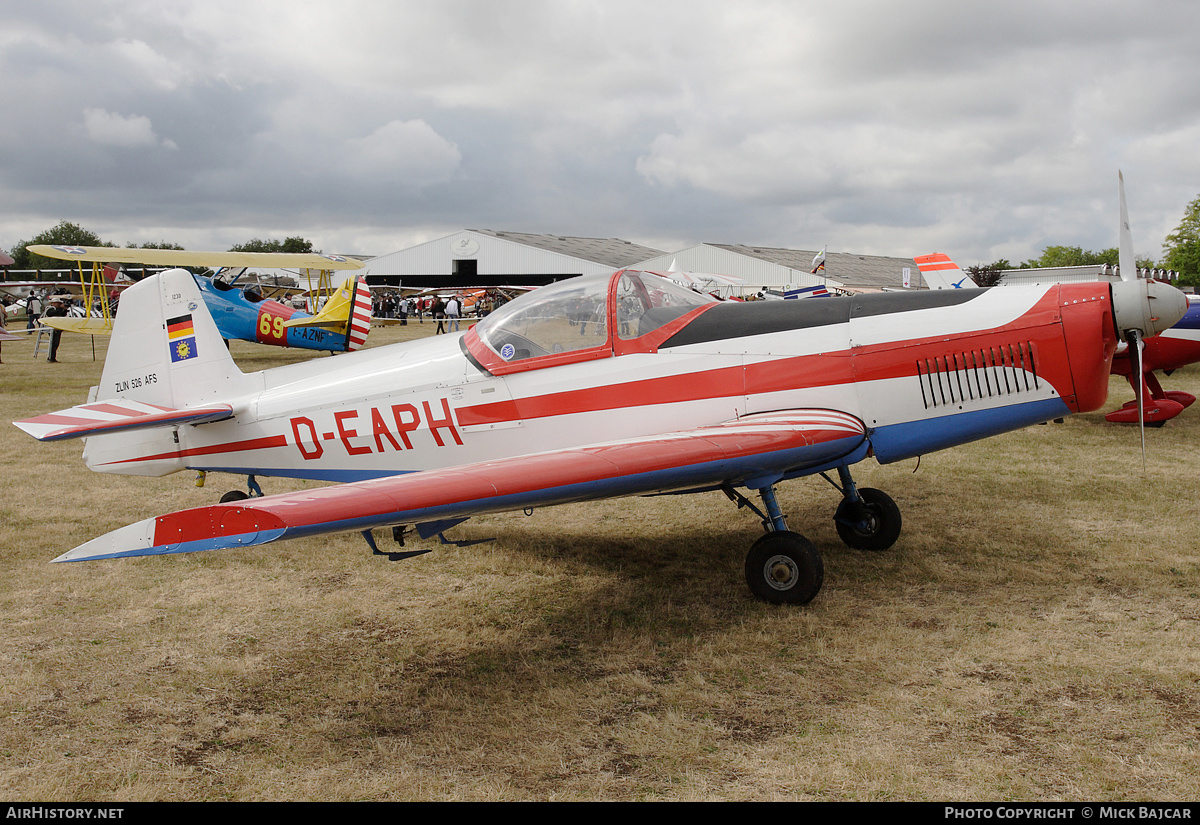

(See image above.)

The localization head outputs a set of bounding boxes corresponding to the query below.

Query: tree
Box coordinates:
[130,241,185,251]
[1021,245,1117,269]
[9,221,114,270]
[229,236,314,254]
[1019,245,1156,275]
[1162,195,1200,288]
[966,264,1004,287]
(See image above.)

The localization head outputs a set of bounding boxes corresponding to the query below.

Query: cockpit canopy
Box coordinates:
[469,270,718,373]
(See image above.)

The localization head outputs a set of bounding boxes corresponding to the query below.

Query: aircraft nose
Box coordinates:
[1111,279,1188,339]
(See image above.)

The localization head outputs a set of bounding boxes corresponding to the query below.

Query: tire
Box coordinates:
[219,490,249,503]
[834,487,901,552]
[744,531,824,605]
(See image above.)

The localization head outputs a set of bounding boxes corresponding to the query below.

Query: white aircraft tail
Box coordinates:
[914,253,978,290]
[14,268,251,475]
[98,268,249,408]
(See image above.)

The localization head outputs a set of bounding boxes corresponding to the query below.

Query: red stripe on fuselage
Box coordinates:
[95,434,288,467]
[457,286,1084,426]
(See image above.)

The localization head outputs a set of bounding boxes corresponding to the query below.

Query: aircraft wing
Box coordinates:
[15,400,234,442]
[37,317,113,336]
[27,245,364,271]
[52,410,868,562]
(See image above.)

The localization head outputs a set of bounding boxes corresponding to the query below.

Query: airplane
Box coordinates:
[916,260,1200,427]
[13,178,1187,606]
[26,246,372,353]
[663,259,745,297]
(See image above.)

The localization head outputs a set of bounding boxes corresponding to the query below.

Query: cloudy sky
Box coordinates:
[2,0,1198,266]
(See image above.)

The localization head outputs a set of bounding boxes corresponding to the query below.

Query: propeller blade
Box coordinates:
[1128,328,1146,470]
[1118,170,1137,283]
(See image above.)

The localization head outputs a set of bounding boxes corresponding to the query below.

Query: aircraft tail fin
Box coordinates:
[346,275,372,351]
[915,253,978,290]
[283,274,372,351]
[99,268,248,407]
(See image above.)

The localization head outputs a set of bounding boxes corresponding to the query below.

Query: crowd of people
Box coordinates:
[371,290,505,334]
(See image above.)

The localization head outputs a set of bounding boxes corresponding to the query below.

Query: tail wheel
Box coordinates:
[834,487,901,552]
[744,531,823,605]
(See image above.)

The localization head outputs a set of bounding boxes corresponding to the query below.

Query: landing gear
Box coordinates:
[834,487,902,551]
[727,483,824,605]
[725,464,904,605]
[744,530,823,605]
[218,474,263,503]
[827,467,901,552]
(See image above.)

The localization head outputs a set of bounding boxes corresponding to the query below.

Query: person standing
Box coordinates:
[446,294,461,332]
[433,297,446,334]
[26,291,43,330]
[44,296,67,362]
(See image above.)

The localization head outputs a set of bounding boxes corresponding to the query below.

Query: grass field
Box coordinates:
[1,321,1198,800]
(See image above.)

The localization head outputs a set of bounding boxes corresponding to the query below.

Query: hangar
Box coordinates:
[359,229,922,295]
[359,229,666,290]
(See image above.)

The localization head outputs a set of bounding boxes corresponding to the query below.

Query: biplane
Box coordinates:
[25,246,371,353]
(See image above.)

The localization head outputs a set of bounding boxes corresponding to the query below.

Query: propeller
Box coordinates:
[1110,171,1186,468]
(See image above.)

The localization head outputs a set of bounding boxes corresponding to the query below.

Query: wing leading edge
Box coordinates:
[54,410,867,562]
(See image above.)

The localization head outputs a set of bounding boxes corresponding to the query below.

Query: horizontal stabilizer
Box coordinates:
[15,400,233,442]
[53,410,867,562]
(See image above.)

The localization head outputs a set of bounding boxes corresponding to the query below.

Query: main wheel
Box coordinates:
[219,490,249,503]
[744,531,824,605]
[834,487,901,552]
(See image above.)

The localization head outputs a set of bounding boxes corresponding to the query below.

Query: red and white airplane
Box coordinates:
[13,190,1188,606]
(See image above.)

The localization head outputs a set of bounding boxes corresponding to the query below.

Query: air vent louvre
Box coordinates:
[917,342,1039,409]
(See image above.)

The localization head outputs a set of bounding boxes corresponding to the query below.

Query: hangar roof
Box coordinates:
[470,230,665,269]
[708,244,920,291]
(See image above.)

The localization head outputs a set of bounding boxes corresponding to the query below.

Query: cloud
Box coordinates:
[1,1,1199,265]
[341,119,462,187]
[83,108,177,150]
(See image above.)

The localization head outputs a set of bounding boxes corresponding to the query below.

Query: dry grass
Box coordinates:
[1,323,1198,800]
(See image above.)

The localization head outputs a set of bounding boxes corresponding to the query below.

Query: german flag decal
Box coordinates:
[167,314,198,362]
[167,315,195,340]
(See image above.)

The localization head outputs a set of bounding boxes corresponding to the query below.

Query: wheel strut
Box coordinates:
[757,484,788,532]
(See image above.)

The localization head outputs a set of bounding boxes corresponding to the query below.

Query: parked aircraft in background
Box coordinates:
[27,246,371,353]
[663,259,745,297]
